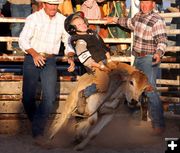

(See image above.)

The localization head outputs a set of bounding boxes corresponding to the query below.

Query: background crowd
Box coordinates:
[1,0,175,56]
[0,0,132,55]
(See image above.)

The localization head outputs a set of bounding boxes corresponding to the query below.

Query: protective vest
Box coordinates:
[71,30,109,63]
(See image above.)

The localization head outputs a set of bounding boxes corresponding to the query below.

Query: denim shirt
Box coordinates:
[0,0,7,10]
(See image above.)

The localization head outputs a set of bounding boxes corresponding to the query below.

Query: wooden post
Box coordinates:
[130,0,140,65]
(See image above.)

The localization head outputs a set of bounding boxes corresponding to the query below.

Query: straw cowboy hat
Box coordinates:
[38,0,63,4]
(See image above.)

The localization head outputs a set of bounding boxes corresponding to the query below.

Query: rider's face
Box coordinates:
[72,17,88,33]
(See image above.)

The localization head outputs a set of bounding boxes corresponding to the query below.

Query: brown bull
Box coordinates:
[49,61,151,150]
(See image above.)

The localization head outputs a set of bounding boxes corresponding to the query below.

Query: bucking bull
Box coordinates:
[49,61,152,150]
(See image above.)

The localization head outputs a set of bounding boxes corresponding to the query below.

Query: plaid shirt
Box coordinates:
[117,11,167,56]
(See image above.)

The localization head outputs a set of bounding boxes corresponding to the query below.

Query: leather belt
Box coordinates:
[134,51,147,57]
[39,52,54,58]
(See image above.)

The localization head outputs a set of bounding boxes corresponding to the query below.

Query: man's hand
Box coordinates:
[152,53,161,65]
[0,10,4,17]
[27,49,46,67]
[104,17,118,24]
[67,58,75,72]
[33,53,46,67]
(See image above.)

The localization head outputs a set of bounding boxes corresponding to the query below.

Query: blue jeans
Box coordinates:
[22,55,57,137]
[10,4,31,48]
[133,55,165,128]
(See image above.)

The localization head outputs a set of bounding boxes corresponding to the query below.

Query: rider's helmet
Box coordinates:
[64,11,89,35]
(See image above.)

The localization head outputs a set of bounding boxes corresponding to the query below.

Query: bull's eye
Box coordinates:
[130,80,134,86]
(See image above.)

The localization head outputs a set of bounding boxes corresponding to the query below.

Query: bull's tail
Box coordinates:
[49,90,78,139]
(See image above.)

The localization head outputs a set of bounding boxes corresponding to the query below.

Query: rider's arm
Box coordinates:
[105,52,111,59]
[75,39,102,69]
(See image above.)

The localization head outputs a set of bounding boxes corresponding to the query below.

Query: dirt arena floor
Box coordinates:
[0,111,179,153]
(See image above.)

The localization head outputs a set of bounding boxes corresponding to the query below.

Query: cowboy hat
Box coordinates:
[38,0,63,4]
[139,0,156,2]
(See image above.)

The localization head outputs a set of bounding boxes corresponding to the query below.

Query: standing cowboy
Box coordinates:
[19,0,75,145]
[106,0,167,135]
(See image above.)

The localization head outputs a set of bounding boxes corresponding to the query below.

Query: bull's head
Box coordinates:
[125,71,152,106]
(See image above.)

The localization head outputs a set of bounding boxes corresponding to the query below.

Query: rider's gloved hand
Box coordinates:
[99,64,110,72]
[106,59,117,70]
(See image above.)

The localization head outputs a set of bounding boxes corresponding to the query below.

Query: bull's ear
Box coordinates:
[144,84,153,92]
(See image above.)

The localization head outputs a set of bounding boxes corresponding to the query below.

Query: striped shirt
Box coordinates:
[19,9,74,55]
[117,11,167,56]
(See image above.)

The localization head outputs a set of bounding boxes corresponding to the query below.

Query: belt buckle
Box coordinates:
[140,52,146,57]
[136,52,146,57]
[39,52,46,57]
[39,52,53,58]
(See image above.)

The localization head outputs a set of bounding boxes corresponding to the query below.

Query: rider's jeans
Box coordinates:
[92,67,109,92]
[133,55,165,128]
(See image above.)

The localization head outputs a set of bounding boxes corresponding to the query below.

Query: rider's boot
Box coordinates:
[77,90,86,114]
[77,83,97,114]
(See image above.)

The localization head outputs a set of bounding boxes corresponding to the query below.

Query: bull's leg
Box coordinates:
[101,86,124,110]
[49,90,79,139]
[74,114,114,151]
[100,98,124,114]
[140,93,149,121]
[75,113,98,142]
[75,94,101,142]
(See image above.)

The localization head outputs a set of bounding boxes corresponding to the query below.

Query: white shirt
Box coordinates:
[19,9,74,55]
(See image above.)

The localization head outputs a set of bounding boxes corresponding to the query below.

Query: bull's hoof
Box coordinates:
[73,135,83,144]
[33,136,53,149]
[74,144,84,151]
[151,127,165,136]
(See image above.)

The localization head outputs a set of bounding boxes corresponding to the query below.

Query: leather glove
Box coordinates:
[99,64,110,72]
